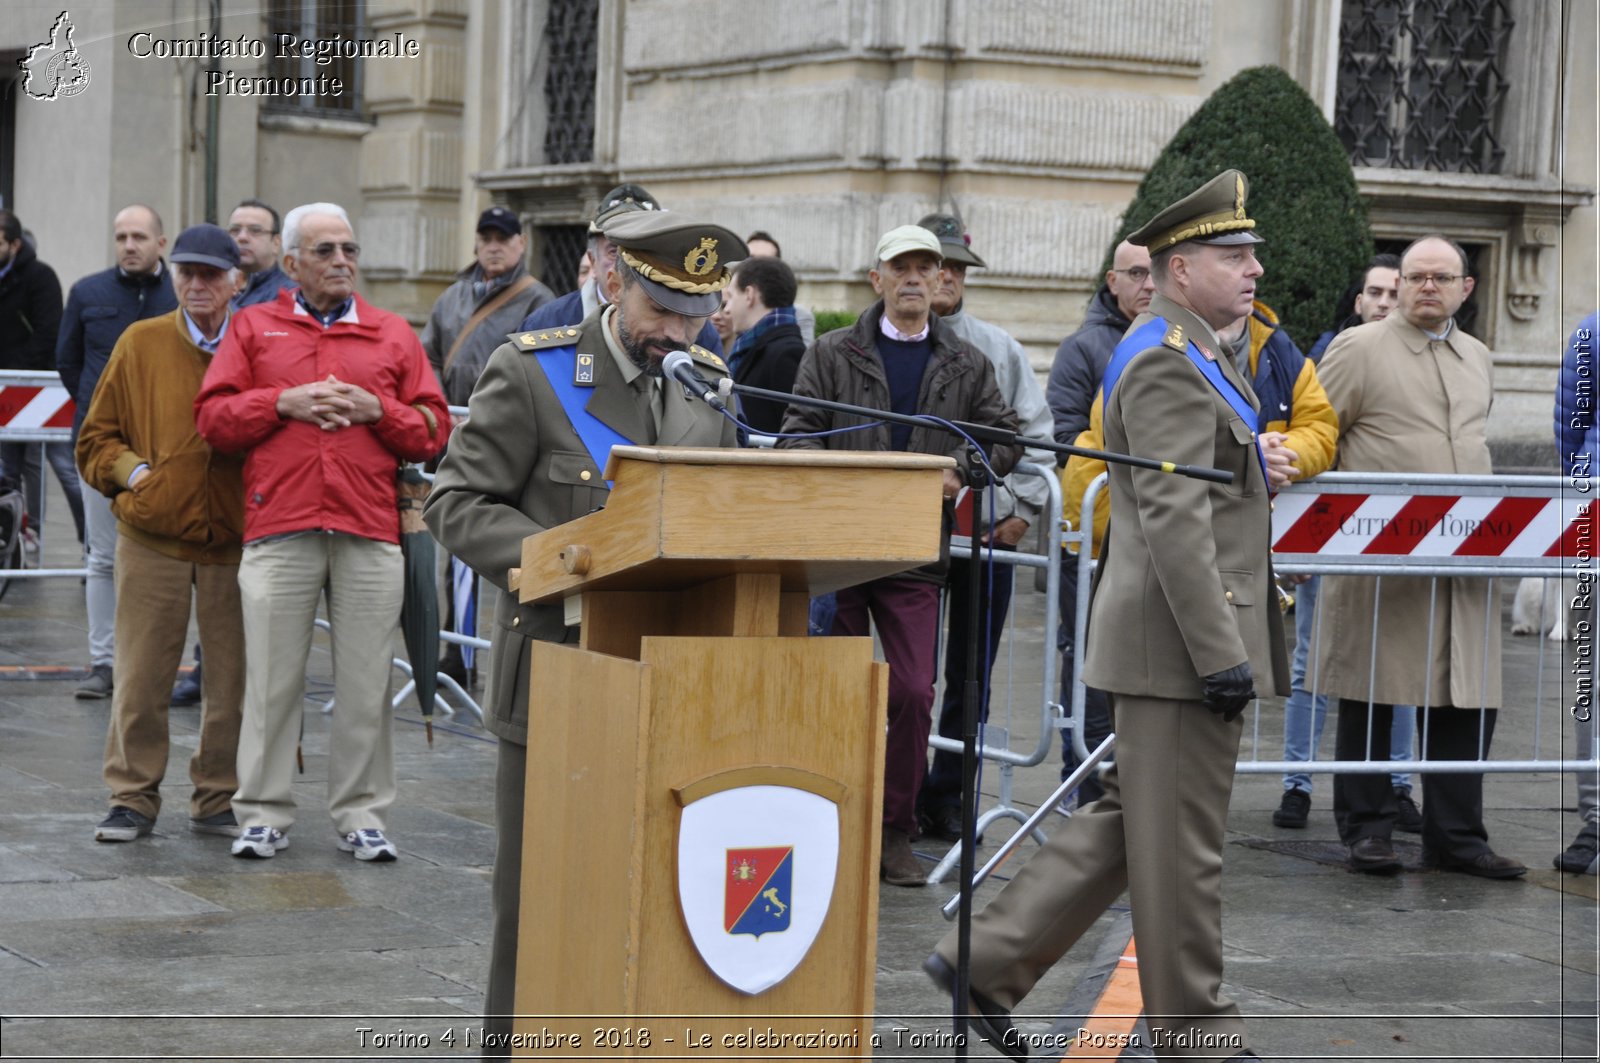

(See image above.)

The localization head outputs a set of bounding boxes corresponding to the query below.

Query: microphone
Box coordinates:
[662,350,727,413]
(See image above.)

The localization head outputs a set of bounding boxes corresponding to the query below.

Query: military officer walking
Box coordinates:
[424,210,743,1058]
[924,171,1287,1062]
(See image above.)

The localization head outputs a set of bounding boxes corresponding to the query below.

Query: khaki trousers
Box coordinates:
[936,696,1249,1062]
[103,536,245,821]
[233,533,402,835]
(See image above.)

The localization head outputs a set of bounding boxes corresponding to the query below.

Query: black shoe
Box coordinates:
[75,663,112,700]
[439,647,468,687]
[94,806,153,842]
[171,664,202,706]
[922,952,1027,1060]
[918,804,965,844]
[1272,787,1310,828]
[1555,822,1600,874]
[1394,788,1422,833]
[1425,849,1526,879]
[1348,836,1402,875]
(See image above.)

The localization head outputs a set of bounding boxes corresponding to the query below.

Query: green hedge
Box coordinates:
[1110,65,1372,346]
[812,310,859,337]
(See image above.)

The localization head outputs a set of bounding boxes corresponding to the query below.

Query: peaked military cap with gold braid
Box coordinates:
[602,210,748,317]
[1127,169,1265,255]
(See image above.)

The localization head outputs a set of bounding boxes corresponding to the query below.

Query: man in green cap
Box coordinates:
[520,183,728,356]
[924,171,1286,1062]
[424,208,742,1058]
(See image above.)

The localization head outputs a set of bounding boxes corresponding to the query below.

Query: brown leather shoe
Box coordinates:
[1431,850,1527,879]
[880,826,926,887]
[1348,836,1402,875]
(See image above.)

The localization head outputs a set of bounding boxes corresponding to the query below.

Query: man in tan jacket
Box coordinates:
[925,171,1286,1063]
[76,224,246,844]
[1313,235,1523,879]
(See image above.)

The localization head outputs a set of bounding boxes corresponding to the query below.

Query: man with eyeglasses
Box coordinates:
[1045,238,1154,806]
[171,199,298,709]
[1314,234,1524,879]
[227,199,295,310]
[195,202,450,865]
[520,183,727,357]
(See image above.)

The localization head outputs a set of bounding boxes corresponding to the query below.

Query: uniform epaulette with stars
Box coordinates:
[512,325,582,352]
[686,343,727,373]
[1162,323,1185,351]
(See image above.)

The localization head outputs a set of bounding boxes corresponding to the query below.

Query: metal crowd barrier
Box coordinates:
[923,460,1066,884]
[0,369,84,580]
[1062,470,1599,779]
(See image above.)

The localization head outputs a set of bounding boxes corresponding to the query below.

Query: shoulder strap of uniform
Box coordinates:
[511,325,583,352]
[686,343,727,374]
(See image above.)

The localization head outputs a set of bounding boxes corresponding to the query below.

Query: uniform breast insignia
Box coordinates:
[1195,342,1216,362]
[513,326,583,353]
[688,344,727,372]
[1162,324,1185,351]
[574,352,596,385]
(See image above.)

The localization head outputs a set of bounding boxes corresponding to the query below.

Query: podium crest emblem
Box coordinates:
[677,782,839,995]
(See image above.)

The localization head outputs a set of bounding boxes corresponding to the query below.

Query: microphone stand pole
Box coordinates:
[720,381,1232,1057]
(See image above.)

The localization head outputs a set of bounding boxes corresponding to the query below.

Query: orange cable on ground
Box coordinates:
[1062,935,1143,1060]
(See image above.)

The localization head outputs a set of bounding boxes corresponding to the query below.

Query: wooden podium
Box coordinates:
[508,446,950,1058]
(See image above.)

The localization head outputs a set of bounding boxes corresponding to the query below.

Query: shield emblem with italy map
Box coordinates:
[677,784,838,995]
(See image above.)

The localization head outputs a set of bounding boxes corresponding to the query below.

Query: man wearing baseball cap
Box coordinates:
[77,223,249,845]
[778,223,1020,887]
[425,209,743,1056]
[519,182,728,356]
[423,206,555,409]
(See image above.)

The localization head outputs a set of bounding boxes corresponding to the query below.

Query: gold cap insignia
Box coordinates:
[684,237,719,278]
[1234,174,1246,220]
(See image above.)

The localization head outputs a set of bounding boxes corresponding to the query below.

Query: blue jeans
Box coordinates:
[1282,575,1414,793]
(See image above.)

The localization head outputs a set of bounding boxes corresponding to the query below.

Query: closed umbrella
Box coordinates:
[397,465,439,745]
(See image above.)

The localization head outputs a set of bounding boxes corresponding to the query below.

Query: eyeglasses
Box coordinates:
[1112,267,1151,282]
[300,241,361,262]
[228,224,276,237]
[1402,272,1461,287]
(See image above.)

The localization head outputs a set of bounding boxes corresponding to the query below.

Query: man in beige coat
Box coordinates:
[925,171,1286,1063]
[1313,235,1523,879]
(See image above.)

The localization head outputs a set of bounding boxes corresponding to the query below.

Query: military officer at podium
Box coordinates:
[424,210,743,1057]
[924,172,1288,1062]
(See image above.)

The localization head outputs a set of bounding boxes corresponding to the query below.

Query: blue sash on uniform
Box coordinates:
[1100,316,1267,485]
[527,341,633,489]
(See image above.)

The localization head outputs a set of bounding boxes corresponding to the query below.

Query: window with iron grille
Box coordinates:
[264,0,365,120]
[543,0,599,164]
[1334,0,1513,174]
[538,224,590,296]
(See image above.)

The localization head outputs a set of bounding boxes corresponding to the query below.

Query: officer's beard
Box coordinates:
[615,313,667,378]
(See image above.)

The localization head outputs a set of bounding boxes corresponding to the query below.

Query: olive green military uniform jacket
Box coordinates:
[1080,294,1290,700]
[423,311,737,745]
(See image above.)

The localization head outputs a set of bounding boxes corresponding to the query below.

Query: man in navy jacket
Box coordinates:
[57,204,177,699]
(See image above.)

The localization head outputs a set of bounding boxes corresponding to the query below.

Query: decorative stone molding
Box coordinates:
[1506,209,1561,323]
[960,0,1210,70]
[666,193,1122,282]
[622,0,857,72]
[358,210,461,277]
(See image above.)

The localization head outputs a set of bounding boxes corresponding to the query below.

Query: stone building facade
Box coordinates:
[3,0,1593,465]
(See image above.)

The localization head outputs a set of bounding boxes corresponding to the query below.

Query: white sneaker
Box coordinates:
[338,828,398,862]
[231,825,288,859]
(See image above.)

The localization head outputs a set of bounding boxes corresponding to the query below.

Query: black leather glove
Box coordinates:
[1202,662,1256,722]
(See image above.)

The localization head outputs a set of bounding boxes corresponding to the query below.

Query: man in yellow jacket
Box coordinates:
[1064,299,1337,554]
[77,224,247,844]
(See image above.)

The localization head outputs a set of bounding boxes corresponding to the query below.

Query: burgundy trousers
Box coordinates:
[832,575,942,836]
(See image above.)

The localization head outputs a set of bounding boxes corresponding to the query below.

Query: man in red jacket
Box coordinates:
[195,202,449,863]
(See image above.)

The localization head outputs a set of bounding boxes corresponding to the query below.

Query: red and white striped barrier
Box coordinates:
[0,371,75,442]
[1272,487,1592,561]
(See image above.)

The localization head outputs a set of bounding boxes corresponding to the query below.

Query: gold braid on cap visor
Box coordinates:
[619,250,728,295]
[1149,214,1257,253]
